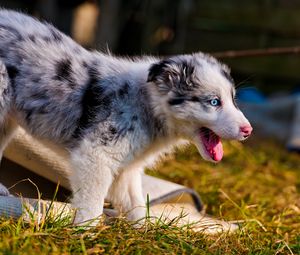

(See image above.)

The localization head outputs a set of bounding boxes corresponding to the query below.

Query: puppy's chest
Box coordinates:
[123,138,178,171]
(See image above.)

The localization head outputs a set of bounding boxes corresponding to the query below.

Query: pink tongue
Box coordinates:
[206,132,223,161]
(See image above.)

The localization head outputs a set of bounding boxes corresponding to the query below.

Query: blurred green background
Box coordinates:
[1,0,300,93]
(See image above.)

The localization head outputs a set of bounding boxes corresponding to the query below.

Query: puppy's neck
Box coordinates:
[142,83,179,142]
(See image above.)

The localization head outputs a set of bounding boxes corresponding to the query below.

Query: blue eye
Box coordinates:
[210,98,221,106]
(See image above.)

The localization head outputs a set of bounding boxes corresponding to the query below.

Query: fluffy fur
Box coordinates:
[0,10,252,224]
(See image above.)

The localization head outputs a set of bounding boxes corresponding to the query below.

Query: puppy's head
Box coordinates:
[147,53,252,162]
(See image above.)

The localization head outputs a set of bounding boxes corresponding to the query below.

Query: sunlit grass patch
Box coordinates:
[147,138,300,254]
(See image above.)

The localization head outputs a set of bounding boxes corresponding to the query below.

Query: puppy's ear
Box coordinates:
[148,59,197,93]
[147,60,180,93]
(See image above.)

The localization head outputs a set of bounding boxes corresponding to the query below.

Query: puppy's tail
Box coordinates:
[0,59,12,124]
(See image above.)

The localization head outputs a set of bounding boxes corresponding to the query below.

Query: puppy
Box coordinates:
[0,10,252,224]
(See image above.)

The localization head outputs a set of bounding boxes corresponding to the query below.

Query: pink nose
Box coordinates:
[240,125,253,138]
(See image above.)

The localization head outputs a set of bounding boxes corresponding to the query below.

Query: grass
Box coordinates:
[0,138,299,254]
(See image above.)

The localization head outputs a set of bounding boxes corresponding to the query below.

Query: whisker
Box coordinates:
[235,74,256,90]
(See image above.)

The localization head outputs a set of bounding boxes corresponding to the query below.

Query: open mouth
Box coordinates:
[199,127,223,162]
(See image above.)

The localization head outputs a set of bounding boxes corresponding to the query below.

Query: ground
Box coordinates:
[0,138,299,254]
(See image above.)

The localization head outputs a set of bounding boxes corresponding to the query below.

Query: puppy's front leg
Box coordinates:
[108,168,146,222]
[70,146,114,226]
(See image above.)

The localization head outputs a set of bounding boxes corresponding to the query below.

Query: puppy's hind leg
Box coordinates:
[0,60,17,196]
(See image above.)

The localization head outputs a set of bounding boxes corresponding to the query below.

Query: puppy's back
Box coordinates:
[0,10,94,144]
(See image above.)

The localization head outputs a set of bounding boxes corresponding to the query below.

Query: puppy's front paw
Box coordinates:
[73,209,104,228]
[126,206,146,227]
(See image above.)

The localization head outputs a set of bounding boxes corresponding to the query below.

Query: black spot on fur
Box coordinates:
[42,36,52,43]
[100,132,115,145]
[7,65,19,87]
[28,35,36,43]
[128,125,135,132]
[25,110,33,122]
[55,59,71,80]
[109,125,117,135]
[55,59,75,87]
[72,83,103,137]
[190,96,199,102]
[131,115,138,121]
[118,82,129,98]
[3,87,10,96]
[7,65,18,80]
[86,65,100,88]
[72,73,112,139]
[82,61,88,68]
[168,97,185,105]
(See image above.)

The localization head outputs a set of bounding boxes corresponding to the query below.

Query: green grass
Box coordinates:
[0,139,299,254]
